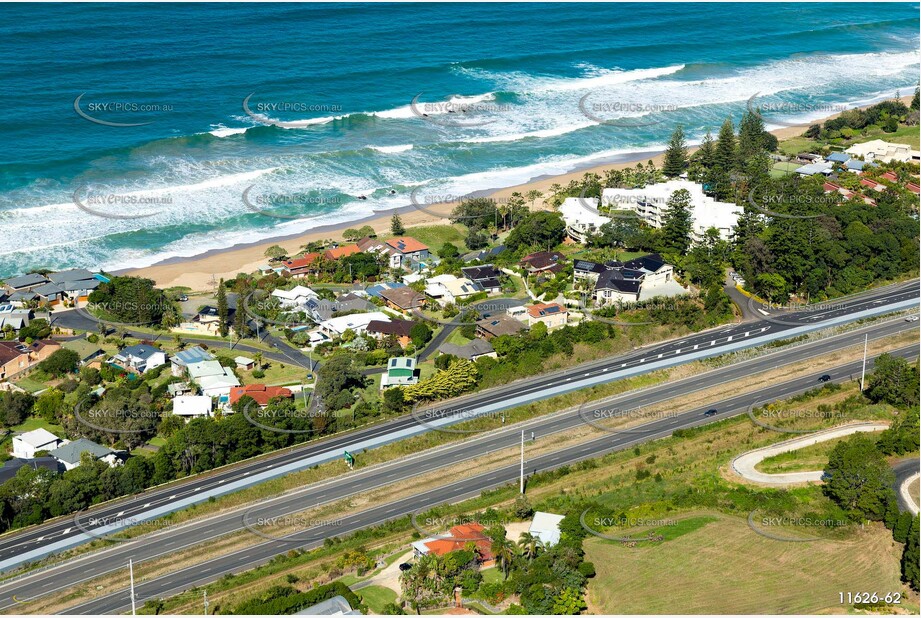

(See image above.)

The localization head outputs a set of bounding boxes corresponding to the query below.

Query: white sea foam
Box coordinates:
[367,144,415,153]
[209,125,249,137]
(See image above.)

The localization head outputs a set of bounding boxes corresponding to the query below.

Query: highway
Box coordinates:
[0,319,916,613]
[0,280,916,574]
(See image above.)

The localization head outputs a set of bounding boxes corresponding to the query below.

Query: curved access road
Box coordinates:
[730,422,890,485]
[894,459,920,516]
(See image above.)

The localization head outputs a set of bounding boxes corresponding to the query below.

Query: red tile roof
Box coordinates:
[527,302,567,319]
[323,244,361,260]
[906,182,920,195]
[386,237,429,254]
[423,523,493,560]
[283,253,321,271]
[881,171,899,182]
[228,384,294,407]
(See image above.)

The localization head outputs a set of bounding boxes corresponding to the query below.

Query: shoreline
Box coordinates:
[122,101,897,291]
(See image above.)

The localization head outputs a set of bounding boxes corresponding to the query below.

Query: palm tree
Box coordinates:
[253,351,263,370]
[490,537,515,580]
[517,531,542,562]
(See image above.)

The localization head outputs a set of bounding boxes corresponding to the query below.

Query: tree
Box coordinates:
[37,349,80,378]
[490,536,516,580]
[439,243,460,259]
[659,188,694,255]
[342,228,361,241]
[506,211,566,251]
[711,116,737,200]
[737,109,767,166]
[662,125,688,177]
[216,279,229,337]
[409,323,433,348]
[902,516,919,591]
[390,214,405,236]
[234,295,251,339]
[824,434,897,521]
[381,387,405,415]
[357,224,376,238]
[264,245,288,260]
[864,354,920,408]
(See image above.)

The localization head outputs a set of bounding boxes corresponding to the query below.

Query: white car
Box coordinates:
[905,315,919,322]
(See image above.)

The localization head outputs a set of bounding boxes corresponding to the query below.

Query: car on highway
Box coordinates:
[818,374,831,382]
[905,314,919,322]
[704,409,718,417]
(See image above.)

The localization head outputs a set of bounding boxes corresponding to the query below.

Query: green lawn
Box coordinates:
[239,360,311,386]
[778,124,920,157]
[383,224,466,255]
[358,585,397,614]
[11,417,66,436]
[480,566,503,584]
[12,376,49,394]
[755,436,849,474]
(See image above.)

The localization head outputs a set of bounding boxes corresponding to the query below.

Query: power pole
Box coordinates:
[129,559,137,616]
[860,333,868,390]
[519,430,525,494]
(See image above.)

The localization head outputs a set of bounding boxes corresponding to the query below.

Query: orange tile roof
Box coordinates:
[229,384,294,406]
[324,244,361,260]
[386,236,429,254]
[423,523,493,560]
[283,253,321,270]
[527,302,567,319]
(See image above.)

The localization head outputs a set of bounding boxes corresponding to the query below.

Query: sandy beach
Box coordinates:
[121,119,840,291]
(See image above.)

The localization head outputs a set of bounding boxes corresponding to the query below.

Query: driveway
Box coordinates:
[730,422,889,485]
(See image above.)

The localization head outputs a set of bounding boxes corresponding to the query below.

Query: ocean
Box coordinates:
[0,2,918,278]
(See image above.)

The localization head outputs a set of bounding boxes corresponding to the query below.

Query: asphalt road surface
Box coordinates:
[2,281,915,574]
[0,323,915,613]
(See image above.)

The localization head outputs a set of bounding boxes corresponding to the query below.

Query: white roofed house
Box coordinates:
[271,285,319,308]
[529,511,566,547]
[424,274,480,308]
[112,344,166,374]
[845,139,917,164]
[172,395,213,419]
[559,197,611,244]
[186,360,240,399]
[12,428,62,459]
[170,345,215,377]
[318,311,391,338]
[602,180,740,241]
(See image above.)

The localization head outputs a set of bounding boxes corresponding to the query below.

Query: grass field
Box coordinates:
[358,584,398,614]
[754,436,849,474]
[10,416,66,436]
[382,224,466,255]
[770,161,800,178]
[586,515,905,614]
[778,124,920,157]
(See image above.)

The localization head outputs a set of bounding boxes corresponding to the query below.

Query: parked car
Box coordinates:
[178,294,189,302]
[399,563,413,572]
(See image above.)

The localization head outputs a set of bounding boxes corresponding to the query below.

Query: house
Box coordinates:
[380,356,419,389]
[172,395,213,419]
[384,237,430,270]
[61,338,105,366]
[234,356,256,370]
[318,311,391,337]
[573,260,608,283]
[824,152,851,164]
[356,236,387,253]
[437,339,496,361]
[462,245,506,263]
[27,339,61,364]
[845,159,871,173]
[187,360,240,398]
[365,281,407,299]
[622,253,675,287]
[0,341,31,380]
[527,303,568,329]
[559,196,611,243]
[602,180,741,240]
[461,265,502,294]
[379,286,427,312]
[529,511,566,547]
[170,346,215,377]
[305,294,376,322]
[845,139,916,164]
[0,457,62,485]
[520,251,565,275]
[794,153,823,163]
[281,253,322,278]
[45,269,102,302]
[12,428,62,459]
[594,270,642,305]
[272,285,319,308]
[907,182,920,195]
[294,596,361,616]
[167,382,193,397]
[367,319,415,347]
[424,275,480,307]
[859,178,886,192]
[0,308,32,332]
[476,314,526,340]
[323,244,361,260]
[228,384,294,407]
[173,305,233,337]
[49,438,119,471]
[411,523,494,563]
[112,344,166,374]
[3,273,48,293]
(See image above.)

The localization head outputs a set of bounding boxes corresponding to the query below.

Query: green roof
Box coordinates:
[61,339,104,361]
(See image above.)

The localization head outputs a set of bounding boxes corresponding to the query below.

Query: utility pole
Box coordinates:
[129,559,137,616]
[519,430,525,494]
[860,333,868,391]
